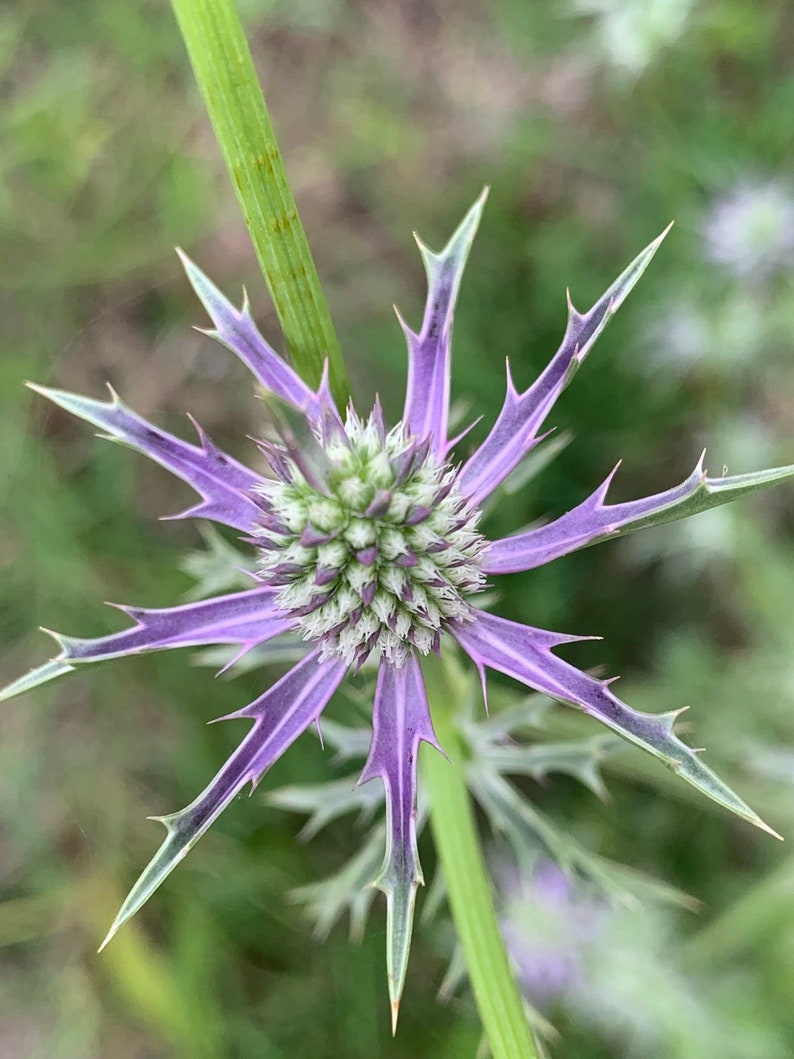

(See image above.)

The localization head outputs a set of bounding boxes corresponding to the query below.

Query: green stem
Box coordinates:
[423,652,538,1059]
[170,0,351,408]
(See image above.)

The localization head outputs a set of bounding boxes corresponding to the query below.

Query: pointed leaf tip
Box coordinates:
[485,458,794,576]
[96,652,346,949]
[383,880,419,1036]
[403,192,489,450]
[758,819,784,842]
[0,657,75,702]
[459,225,672,506]
[97,921,119,954]
[363,659,434,1021]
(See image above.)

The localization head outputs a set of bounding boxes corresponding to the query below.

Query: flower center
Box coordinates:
[253,408,486,666]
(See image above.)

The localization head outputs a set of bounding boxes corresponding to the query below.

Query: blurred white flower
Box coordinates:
[646,293,768,381]
[704,180,794,281]
[569,0,695,75]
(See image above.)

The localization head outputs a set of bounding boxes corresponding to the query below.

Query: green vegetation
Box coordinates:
[2,1,793,1055]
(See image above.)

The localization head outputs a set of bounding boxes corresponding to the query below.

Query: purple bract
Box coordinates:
[4,191,791,1026]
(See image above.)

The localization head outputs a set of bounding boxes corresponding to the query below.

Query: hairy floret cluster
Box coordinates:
[254,407,487,666]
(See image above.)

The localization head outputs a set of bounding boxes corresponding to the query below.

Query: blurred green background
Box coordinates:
[2,0,794,1055]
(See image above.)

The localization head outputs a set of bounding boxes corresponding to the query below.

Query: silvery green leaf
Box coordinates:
[267,774,383,840]
[290,828,385,942]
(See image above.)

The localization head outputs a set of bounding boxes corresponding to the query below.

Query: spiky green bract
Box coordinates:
[290,833,385,944]
[271,678,698,944]
[266,774,382,841]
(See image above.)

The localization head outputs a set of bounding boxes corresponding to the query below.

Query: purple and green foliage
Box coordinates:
[4,193,791,1023]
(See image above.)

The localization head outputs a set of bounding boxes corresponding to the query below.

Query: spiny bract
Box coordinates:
[4,189,792,1029]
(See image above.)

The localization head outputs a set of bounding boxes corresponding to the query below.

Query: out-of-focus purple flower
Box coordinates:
[4,191,791,1025]
[501,859,604,1009]
[704,180,794,281]
[500,858,776,1057]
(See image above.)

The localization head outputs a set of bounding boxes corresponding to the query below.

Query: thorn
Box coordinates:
[39,626,65,650]
[436,742,452,765]
[214,646,249,677]
[593,461,623,506]
[759,820,784,842]
[391,998,400,1036]
[97,927,115,954]
[504,357,519,398]
[534,426,558,448]
[104,600,133,614]
[474,661,490,716]
[556,632,603,647]
[185,412,208,447]
[393,304,412,337]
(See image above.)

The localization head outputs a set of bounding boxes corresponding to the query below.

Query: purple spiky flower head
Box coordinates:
[4,190,792,1028]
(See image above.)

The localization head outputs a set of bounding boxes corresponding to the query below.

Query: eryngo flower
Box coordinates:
[4,191,792,1025]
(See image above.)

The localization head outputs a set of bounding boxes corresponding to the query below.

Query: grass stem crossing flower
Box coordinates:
[4,190,792,1022]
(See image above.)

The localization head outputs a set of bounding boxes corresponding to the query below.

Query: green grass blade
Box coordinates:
[422,651,538,1059]
[170,0,351,408]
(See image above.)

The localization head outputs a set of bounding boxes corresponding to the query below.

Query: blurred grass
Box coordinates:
[1,0,793,1055]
